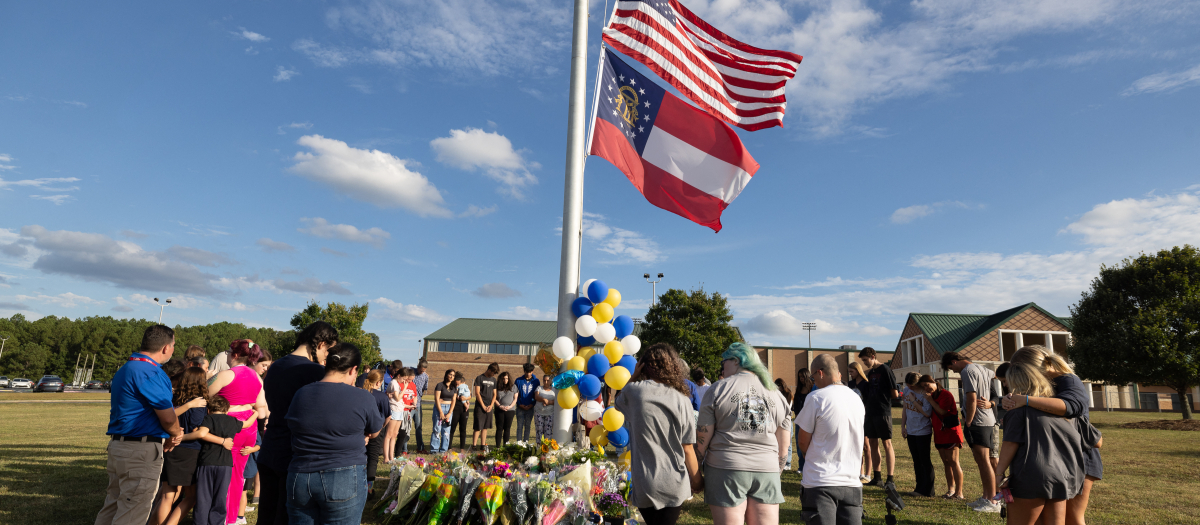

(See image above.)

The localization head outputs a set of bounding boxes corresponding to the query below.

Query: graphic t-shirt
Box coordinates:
[902,386,933,436]
[535,388,556,417]
[515,375,540,407]
[399,382,418,411]
[198,413,242,467]
[697,371,788,472]
[863,363,898,416]
[474,374,497,407]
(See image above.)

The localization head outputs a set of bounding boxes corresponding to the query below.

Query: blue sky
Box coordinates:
[2,0,1199,363]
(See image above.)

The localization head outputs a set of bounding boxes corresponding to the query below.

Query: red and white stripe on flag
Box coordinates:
[603,0,803,131]
[590,49,759,232]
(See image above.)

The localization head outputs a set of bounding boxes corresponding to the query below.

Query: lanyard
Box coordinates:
[127,357,158,365]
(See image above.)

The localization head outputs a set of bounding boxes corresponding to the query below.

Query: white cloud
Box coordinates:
[431,128,538,199]
[115,293,207,309]
[274,66,299,82]
[890,201,977,224]
[298,217,391,247]
[294,0,570,75]
[16,292,102,308]
[493,306,556,321]
[30,194,72,205]
[0,154,14,170]
[277,122,313,135]
[237,28,270,42]
[1123,63,1200,96]
[288,134,453,218]
[165,246,235,267]
[256,238,296,252]
[460,204,498,218]
[471,282,521,298]
[732,187,1200,347]
[321,247,350,257]
[0,176,81,190]
[273,277,353,295]
[577,212,664,264]
[373,297,450,323]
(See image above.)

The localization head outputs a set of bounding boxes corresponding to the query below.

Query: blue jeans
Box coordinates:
[431,403,453,453]
[516,407,535,441]
[286,465,367,525]
[795,431,806,473]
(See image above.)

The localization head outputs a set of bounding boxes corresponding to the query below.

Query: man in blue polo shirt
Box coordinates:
[95,325,184,525]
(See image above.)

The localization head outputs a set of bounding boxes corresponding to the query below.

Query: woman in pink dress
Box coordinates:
[207,339,267,525]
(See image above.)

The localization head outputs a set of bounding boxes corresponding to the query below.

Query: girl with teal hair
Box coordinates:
[721,342,777,391]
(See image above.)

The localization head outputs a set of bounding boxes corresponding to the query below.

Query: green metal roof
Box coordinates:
[424,318,650,345]
[755,345,893,355]
[909,302,1070,355]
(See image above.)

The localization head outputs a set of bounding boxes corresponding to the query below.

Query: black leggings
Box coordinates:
[366,435,383,482]
[638,506,682,525]
[450,404,469,448]
[256,463,288,525]
[494,409,514,447]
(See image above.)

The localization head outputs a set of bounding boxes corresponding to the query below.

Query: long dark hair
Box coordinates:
[775,378,793,402]
[631,342,690,397]
[174,367,208,407]
[796,368,812,393]
[295,321,338,361]
[324,342,361,373]
[497,371,513,391]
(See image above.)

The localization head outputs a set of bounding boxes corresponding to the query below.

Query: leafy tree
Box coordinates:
[1068,246,1200,419]
[290,301,382,367]
[639,288,742,381]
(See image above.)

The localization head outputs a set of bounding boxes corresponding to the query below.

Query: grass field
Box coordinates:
[2,396,1199,525]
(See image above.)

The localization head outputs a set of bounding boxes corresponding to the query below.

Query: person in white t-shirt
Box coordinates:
[796,353,866,525]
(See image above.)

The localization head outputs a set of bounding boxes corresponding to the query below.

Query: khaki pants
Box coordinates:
[94,439,165,525]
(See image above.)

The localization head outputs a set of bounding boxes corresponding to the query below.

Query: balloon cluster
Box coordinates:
[549,278,640,449]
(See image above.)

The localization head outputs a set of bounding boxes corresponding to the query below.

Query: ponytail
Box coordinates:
[324,342,362,373]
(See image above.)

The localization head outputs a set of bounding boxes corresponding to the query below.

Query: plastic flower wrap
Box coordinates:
[556,460,594,513]
[507,479,529,525]
[404,470,445,525]
[382,463,428,524]
[455,472,484,525]
[475,476,507,525]
[529,479,555,525]
[428,478,460,525]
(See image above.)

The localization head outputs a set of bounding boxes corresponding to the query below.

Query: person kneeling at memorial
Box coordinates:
[697,343,790,525]
[797,353,866,525]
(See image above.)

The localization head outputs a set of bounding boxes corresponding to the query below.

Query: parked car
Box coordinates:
[11,378,33,389]
[85,380,106,389]
[34,375,65,393]
[0,376,10,388]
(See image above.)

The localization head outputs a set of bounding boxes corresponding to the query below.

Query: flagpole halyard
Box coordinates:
[552,0,591,444]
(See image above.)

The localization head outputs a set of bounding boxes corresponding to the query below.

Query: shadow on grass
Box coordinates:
[0,444,109,525]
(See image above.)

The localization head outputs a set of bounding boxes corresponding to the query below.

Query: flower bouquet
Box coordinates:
[595,492,628,522]
[427,477,460,525]
[507,479,529,525]
[403,470,445,525]
[454,471,484,525]
[475,476,507,525]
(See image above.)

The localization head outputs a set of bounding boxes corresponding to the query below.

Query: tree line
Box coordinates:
[0,300,383,381]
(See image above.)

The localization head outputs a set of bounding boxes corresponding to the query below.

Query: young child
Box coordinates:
[191,395,255,525]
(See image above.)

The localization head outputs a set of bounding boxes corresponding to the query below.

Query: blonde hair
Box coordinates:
[362,369,384,391]
[1006,363,1055,398]
[849,361,867,381]
[1011,345,1074,376]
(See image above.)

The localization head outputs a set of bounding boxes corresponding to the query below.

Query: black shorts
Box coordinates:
[473,405,494,430]
[965,425,994,450]
[161,446,199,486]
[935,442,962,450]
[864,412,893,440]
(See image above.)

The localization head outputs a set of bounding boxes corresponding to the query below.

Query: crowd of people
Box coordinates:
[94,323,1101,525]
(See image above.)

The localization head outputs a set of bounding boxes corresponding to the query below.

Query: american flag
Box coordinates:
[603,0,804,132]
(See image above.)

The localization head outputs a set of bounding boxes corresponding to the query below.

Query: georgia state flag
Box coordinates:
[589,49,760,232]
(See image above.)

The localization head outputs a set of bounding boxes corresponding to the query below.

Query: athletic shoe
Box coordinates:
[236,518,247,525]
[244,506,256,513]
[974,500,1002,513]
[859,474,872,484]
[967,496,990,508]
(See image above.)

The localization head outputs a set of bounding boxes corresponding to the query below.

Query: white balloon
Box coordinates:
[579,400,604,421]
[575,315,598,337]
[552,336,575,360]
[593,322,616,344]
[580,279,597,297]
[621,335,641,355]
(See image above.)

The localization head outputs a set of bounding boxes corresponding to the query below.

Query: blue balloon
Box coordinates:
[570,296,594,318]
[587,280,609,304]
[577,374,602,398]
[608,427,630,447]
[552,370,584,390]
[577,335,596,347]
[612,315,634,339]
[587,353,611,377]
[616,355,637,373]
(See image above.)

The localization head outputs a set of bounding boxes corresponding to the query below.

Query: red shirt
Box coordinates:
[399,382,418,411]
[930,389,965,445]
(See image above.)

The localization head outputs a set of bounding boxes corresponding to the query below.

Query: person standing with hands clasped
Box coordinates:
[942,352,1002,513]
[95,325,185,525]
[797,353,866,525]
[472,363,499,453]
[514,363,541,442]
[900,372,935,498]
[697,343,789,525]
[857,347,899,489]
[430,369,457,454]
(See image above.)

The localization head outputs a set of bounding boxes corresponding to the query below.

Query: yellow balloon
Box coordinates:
[603,341,624,364]
[605,366,631,390]
[618,450,631,467]
[589,424,607,445]
[578,347,596,361]
[565,356,586,372]
[596,435,609,448]
[602,288,622,308]
[557,385,581,409]
[603,408,625,432]
[592,302,614,323]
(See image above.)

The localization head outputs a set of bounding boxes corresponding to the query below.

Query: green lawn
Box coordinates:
[3,400,1199,525]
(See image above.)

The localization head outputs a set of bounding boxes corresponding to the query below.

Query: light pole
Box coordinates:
[644,273,663,307]
[154,297,172,324]
[0,336,8,360]
[802,322,816,349]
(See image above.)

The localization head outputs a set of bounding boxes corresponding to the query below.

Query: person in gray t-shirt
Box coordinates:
[942,352,1000,512]
[615,343,700,525]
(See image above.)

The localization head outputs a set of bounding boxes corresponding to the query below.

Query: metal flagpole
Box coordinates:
[552,0,591,444]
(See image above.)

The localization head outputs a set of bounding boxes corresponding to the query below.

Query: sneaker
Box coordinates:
[859,474,871,484]
[236,518,247,525]
[967,496,989,508]
[974,500,1002,513]
[244,506,256,513]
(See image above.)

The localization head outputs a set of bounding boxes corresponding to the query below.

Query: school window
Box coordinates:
[489,344,521,355]
[438,342,469,353]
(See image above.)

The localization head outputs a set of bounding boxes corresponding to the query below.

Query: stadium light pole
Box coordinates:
[154,298,172,324]
[644,273,663,307]
[802,322,816,349]
[0,336,8,360]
